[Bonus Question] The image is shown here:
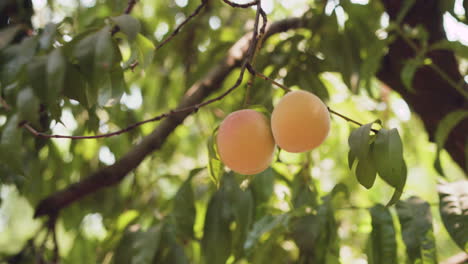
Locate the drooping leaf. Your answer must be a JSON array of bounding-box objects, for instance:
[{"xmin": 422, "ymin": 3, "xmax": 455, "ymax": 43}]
[
  {"xmin": 114, "ymin": 225, "xmax": 163, "ymax": 264},
  {"xmin": 69, "ymin": 26, "xmax": 120, "ymax": 107},
  {"xmin": 63, "ymin": 64, "xmax": 89, "ymax": 107},
  {"xmin": 172, "ymin": 169, "xmax": 199, "ymax": 239},
  {"xmin": 438, "ymin": 180, "xmax": 468, "ymax": 252},
  {"xmin": 134, "ymin": 33, "xmax": 155, "ymax": 69},
  {"xmin": 111, "ymin": 14, "xmax": 141, "ymax": 42},
  {"xmin": 0, "ymin": 37, "xmax": 37, "ymax": 85},
  {"xmin": 433, "ymin": 110, "xmax": 468, "ymax": 175},
  {"xmin": 38, "ymin": 23, "xmax": 58, "ymax": 51},
  {"xmin": 291, "ymin": 168, "xmax": 318, "ymax": 209},
  {"xmin": 244, "ymin": 214, "xmax": 290, "ymax": 253},
  {"xmin": 372, "ymin": 128, "xmax": 407, "ymax": 205},
  {"xmin": 155, "ymin": 223, "xmax": 190, "ymax": 264},
  {"xmin": 0, "ymin": 25, "xmax": 22, "ymax": 49},
  {"xmin": 401, "ymin": 56, "xmax": 424, "ymax": 92},
  {"xmin": 46, "ymin": 48, "xmax": 66, "ymax": 118},
  {"xmin": 27, "ymin": 56, "xmax": 48, "ymax": 101},
  {"xmin": 249, "ymin": 168, "xmax": 275, "ymax": 205},
  {"xmin": 348, "ymin": 121, "xmax": 374, "ymax": 160},
  {"xmin": 16, "ymin": 87, "xmax": 40, "ymax": 126},
  {"xmin": 207, "ymin": 128, "xmax": 223, "ymax": 186},
  {"xmin": 348, "ymin": 122, "xmax": 378, "ymax": 188},
  {"xmin": 367, "ymin": 204, "xmax": 398, "ymax": 264},
  {"xmin": 201, "ymin": 187, "xmax": 232, "ymax": 264},
  {"xmin": 396, "ymin": 196, "xmax": 437, "ymax": 263},
  {"xmin": 0, "ymin": 115, "xmax": 23, "ymax": 174},
  {"xmin": 355, "ymin": 154, "xmax": 377, "ymax": 189}
]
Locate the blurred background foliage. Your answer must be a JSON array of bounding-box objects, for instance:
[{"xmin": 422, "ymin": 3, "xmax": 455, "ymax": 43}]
[{"xmin": 0, "ymin": 0, "xmax": 467, "ymax": 263}]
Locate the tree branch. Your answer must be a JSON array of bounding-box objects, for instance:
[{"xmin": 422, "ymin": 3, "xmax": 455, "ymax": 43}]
[{"xmin": 34, "ymin": 17, "xmax": 306, "ymax": 218}]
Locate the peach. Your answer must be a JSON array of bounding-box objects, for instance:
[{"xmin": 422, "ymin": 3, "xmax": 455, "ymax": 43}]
[
  {"xmin": 271, "ymin": 90, "xmax": 330, "ymax": 153},
  {"xmin": 216, "ymin": 109, "xmax": 275, "ymax": 175}
]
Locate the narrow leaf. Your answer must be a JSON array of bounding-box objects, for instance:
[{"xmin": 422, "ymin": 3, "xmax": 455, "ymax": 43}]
[
  {"xmin": 0, "ymin": 25, "xmax": 22, "ymax": 49},
  {"xmin": 396, "ymin": 196, "xmax": 437, "ymax": 263},
  {"xmin": 434, "ymin": 110, "xmax": 468, "ymax": 176},
  {"xmin": 401, "ymin": 57, "xmax": 423, "ymax": 92},
  {"xmin": 435, "ymin": 110, "xmax": 468, "ymax": 151},
  {"xmin": 373, "ymin": 128, "xmax": 406, "ymax": 188},
  {"xmin": 17, "ymin": 87, "xmax": 40, "ymax": 126},
  {"xmin": 172, "ymin": 173, "xmax": 197, "ymax": 239},
  {"xmin": 202, "ymin": 188, "xmax": 232, "ymax": 264},
  {"xmin": 47, "ymin": 48, "xmax": 66, "ymax": 118},
  {"xmin": 244, "ymin": 214, "xmax": 290, "ymax": 253},
  {"xmin": 349, "ymin": 121, "xmax": 374, "ymax": 160},
  {"xmin": 134, "ymin": 34, "xmax": 155, "ymax": 69},
  {"xmin": 438, "ymin": 180, "xmax": 468, "ymax": 252},
  {"xmin": 355, "ymin": 155, "xmax": 377, "ymax": 189},
  {"xmin": 367, "ymin": 204, "xmax": 398, "ymax": 264}
]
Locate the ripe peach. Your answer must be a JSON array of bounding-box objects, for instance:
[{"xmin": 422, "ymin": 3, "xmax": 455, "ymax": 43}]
[
  {"xmin": 216, "ymin": 109, "xmax": 275, "ymax": 175},
  {"xmin": 271, "ymin": 90, "xmax": 330, "ymax": 153}
]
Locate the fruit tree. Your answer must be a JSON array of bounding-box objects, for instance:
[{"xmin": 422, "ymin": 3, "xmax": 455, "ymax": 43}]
[{"xmin": 0, "ymin": 0, "xmax": 467, "ymax": 263}]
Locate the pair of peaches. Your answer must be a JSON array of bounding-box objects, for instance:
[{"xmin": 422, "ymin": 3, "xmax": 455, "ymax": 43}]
[{"xmin": 216, "ymin": 90, "xmax": 330, "ymax": 175}]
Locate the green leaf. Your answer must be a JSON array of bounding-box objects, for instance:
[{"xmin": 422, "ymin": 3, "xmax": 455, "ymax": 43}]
[
  {"xmin": 156, "ymin": 225, "xmax": 190, "ymax": 264},
  {"xmin": 349, "ymin": 122, "xmax": 374, "ymax": 160},
  {"xmin": 228, "ymin": 175, "xmax": 254, "ymax": 258},
  {"xmin": 250, "ymin": 168, "xmax": 275, "ymax": 204},
  {"xmin": 201, "ymin": 188, "xmax": 232, "ymax": 264},
  {"xmin": 65, "ymin": 234, "xmax": 97, "ymax": 264},
  {"xmin": 367, "ymin": 204, "xmax": 398, "ymax": 264},
  {"xmin": 46, "ymin": 48, "xmax": 66, "ymax": 118},
  {"xmin": 63, "ymin": 64, "xmax": 88, "ymax": 107},
  {"xmin": 0, "ymin": 37, "xmax": 37, "ymax": 85},
  {"xmin": 372, "ymin": 128, "xmax": 406, "ymax": 189},
  {"xmin": 70, "ymin": 27, "xmax": 120, "ymax": 106},
  {"xmin": 434, "ymin": 110, "xmax": 468, "ymax": 176},
  {"xmin": 430, "ymin": 40, "xmax": 468, "ymax": 58},
  {"xmin": 16, "ymin": 87, "xmax": 40, "ymax": 126},
  {"xmin": 244, "ymin": 214, "xmax": 290, "ymax": 253},
  {"xmin": 435, "ymin": 110, "xmax": 468, "ymax": 151},
  {"xmin": 207, "ymin": 128, "xmax": 223, "ymax": 186},
  {"xmin": 39, "ymin": 23, "xmax": 58, "ymax": 51},
  {"xmin": 172, "ymin": 171, "xmax": 198, "ymax": 239},
  {"xmin": 0, "ymin": 115, "xmax": 23, "ymax": 174},
  {"xmin": 111, "ymin": 14, "xmax": 141, "ymax": 41},
  {"xmin": 291, "ymin": 168, "xmax": 318, "ymax": 209},
  {"xmin": 114, "ymin": 225, "xmax": 162, "ymax": 264},
  {"xmin": 401, "ymin": 57, "xmax": 424, "ymax": 92},
  {"xmin": 438, "ymin": 180, "xmax": 468, "ymax": 252},
  {"xmin": 355, "ymin": 154, "xmax": 377, "ymax": 189},
  {"xmin": 0, "ymin": 25, "xmax": 22, "ymax": 49},
  {"xmin": 396, "ymin": 196, "xmax": 437, "ymax": 263},
  {"xmin": 27, "ymin": 56, "xmax": 48, "ymax": 101},
  {"xmin": 134, "ymin": 33, "xmax": 155, "ymax": 69}
]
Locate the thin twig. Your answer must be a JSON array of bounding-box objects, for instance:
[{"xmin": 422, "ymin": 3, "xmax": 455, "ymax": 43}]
[
  {"xmin": 327, "ymin": 108, "xmax": 379, "ymax": 133},
  {"xmin": 247, "ymin": 64, "xmax": 380, "ymax": 133},
  {"xmin": 222, "ymin": 0, "xmax": 258, "ymax": 8},
  {"xmin": 246, "ymin": 63, "xmax": 290, "ymax": 92},
  {"xmin": 124, "ymin": 0, "xmax": 138, "ymax": 14},
  {"xmin": 111, "ymin": 0, "xmax": 139, "ymax": 35},
  {"xmin": 156, "ymin": 0, "xmax": 208, "ymax": 51}
]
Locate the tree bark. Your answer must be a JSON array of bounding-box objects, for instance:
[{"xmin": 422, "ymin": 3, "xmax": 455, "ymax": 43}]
[{"xmin": 378, "ymin": 0, "xmax": 468, "ymax": 172}]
